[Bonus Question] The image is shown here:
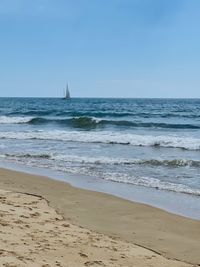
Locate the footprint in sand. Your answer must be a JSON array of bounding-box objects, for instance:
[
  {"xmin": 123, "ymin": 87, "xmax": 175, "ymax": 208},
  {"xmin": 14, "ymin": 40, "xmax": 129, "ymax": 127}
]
[
  {"xmin": 84, "ymin": 260, "xmax": 106, "ymax": 266},
  {"xmin": 30, "ymin": 212, "xmax": 40, "ymax": 218},
  {"xmin": 79, "ymin": 252, "xmax": 88, "ymax": 258}
]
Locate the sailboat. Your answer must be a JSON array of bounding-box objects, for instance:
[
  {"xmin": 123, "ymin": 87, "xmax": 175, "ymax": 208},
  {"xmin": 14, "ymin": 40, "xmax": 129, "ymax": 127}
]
[{"xmin": 63, "ymin": 83, "xmax": 70, "ymax": 100}]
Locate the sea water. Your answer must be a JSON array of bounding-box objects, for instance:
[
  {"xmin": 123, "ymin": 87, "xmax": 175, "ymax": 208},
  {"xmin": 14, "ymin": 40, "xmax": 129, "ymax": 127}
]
[{"xmin": 0, "ymin": 97, "xmax": 200, "ymax": 203}]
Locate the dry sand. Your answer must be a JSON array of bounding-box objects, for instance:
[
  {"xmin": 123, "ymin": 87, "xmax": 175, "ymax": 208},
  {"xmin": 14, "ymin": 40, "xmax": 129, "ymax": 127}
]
[
  {"xmin": 0, "ymin": 168, "xmax": 200, "ymax": 266},
  {"xmin": 0, "ymin": 189, "xmax": 195, "ymax": 267}
]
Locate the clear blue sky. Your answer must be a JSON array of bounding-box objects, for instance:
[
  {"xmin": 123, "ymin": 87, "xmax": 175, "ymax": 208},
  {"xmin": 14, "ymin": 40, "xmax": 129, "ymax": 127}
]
[{"xmin": 0, "ymin": 0, "xmax": 200, "ymax": 98}]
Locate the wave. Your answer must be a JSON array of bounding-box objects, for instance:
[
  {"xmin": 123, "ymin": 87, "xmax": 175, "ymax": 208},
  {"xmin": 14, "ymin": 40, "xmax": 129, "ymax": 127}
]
[
  {"xmin": 41, "ymin": 154, "xmax": 200, "ymax": 167},
  {"xmin": 101, "ymin": 173, "xmax": 200, "ymax": 196},
  {"xmin": 136, "ymin": 159, "xmax": 200, "ymax": 167},
  {"xmin": 2, "ymin": 153, "xmax": 51, "ymax": 159},
  {"xmin": 0, "ymin": 130, "xmax": 200, "ymax": 150},
  {"xmin": 1, "ymin": 115, "xmax": 200, "ymax": 130},
  {"xmin": 0, "ymin": 116, "xmax": 33, "ymax": 124},
  {"xmin": 5, "ymin": 110, "xmax": 200, "ymax": 119},
  {"xmin": 2, "ymin": 152, "xmax": 200, "ymax": 167},
  {"xmin": 24, "ymin": 116, "xmax": 200, "ymax": 129},
  {"xmin": 2, "ymin": 152, "xmax": 200, "ymax": 196},
  {"xmin": 99, "ymin": 120, "xmax": 200, "ymax": 129},
  {"xmin": 1, "ymin": 116, "xmax": 99, "ymax": 127},
  {"xmin": 28, "ymin": 116, "xmax": 101, "ymax": 128}
]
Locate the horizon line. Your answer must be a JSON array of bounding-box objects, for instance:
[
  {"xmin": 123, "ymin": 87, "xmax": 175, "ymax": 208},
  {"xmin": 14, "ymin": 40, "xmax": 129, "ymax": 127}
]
[{"xmin": 0, "ymin": 96, "xmax": 200, "ymax": 100}]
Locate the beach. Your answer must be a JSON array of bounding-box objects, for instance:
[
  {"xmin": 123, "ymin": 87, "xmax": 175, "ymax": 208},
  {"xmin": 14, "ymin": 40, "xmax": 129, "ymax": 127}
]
[
  {"xmin": 0, "ymin": 168, "xmax": 199, "ymax": 266},
  {"xmin": 1, "ymin": 0, "xmax": 200, "ymax": 265}
]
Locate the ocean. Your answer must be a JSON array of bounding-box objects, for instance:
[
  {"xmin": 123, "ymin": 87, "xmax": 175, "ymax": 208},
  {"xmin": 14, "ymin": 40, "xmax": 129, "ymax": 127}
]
[{"xmin": 0, "ymin": 97, "xmax": 200, "ymax": 201}]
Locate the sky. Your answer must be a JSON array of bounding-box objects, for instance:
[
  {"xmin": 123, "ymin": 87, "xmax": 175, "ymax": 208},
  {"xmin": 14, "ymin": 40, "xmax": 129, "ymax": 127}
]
[{"xmin": 0, "ymin": 0, "xmax": 200, "ymax": 98}]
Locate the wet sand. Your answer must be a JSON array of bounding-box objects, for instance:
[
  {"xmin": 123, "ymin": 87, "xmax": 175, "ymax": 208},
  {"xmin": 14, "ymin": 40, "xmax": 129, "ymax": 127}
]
[{"xmin": 0, "ymin": 167, "xmax": 200, "ymax": 266}]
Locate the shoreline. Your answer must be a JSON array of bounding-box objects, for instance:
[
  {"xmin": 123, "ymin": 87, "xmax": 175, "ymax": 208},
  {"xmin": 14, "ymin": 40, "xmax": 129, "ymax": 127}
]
[
  {"xmin": 1, "ymin": 160, "xmax": 200, "ymax": 220},
  {"xmin": 0, "ymin": 167, "xmax": 200, "ymax": 265}
]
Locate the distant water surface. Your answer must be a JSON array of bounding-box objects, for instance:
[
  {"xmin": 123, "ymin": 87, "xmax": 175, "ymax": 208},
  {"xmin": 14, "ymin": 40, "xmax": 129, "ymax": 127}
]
[{"xmin": 0, "ymin": 97, "xmax": 200, "ymax": 197}]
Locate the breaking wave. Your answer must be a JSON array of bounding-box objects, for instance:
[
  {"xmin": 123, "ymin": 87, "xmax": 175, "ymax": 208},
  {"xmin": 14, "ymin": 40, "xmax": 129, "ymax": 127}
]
[
  {"xmin": 1, "ymin": 115, "xmax": 200, "ymax": 129},
  {"xmin": 0, "ymin": 116, "xmax": 33, "ymax": 124},
  {"xmin": 1, "ymin": 152, "xmax": 200, "ymax": 196},
  {"xmin": 0, "ymin": 130, "xmax": 200, "ymax": 150},
  {"xmin": 2, "ymin": 153, "xmax": 200, "ymax": 167}
]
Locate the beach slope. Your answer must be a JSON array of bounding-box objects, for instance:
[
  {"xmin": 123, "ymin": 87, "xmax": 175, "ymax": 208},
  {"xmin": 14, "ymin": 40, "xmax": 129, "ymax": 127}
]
[{"xmin": 0, "ymin": 168, "xmax": 199, "ymax": 265}]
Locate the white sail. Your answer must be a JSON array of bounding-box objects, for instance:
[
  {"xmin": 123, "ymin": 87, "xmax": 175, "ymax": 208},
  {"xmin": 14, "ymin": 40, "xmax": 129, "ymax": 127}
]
[{"xmin": 64, "ymin": 83, "xmax": 70, "ymax": 99}]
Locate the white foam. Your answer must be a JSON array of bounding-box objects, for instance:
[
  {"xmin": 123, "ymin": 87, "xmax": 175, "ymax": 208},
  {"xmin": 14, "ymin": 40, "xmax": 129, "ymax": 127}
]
[
  {"xmin": 2, "ymin": 152, "xmax": 200, "ymax": 167},
  {"xmin": 0, "ymin": 130, "xmax": 200, "ymax": 150},
  {"xmin": 51, "ymin": 156, "xmax": 200, "ymax": 167},
  {"xmin": 52, "ymin": 154, "xmax": 133, "ymax": 164},
  {"xmin": 1, "ymin": 151, "xmax": 200, "ymax": 196},
  {"xmin": 72, "ymin": 116, "xmax": 103, "ymax": 124},
  {"xmin": 91, "ymin": 117, "xmax": 102, "ymax": 123},
  {"xmin": 50, "ymin": 165, "xmax": 200, "ymax": 196},
  {"xmin": 0, "ymin": 116, "xmax": 33, "ymax": 124},
  {"xmin": 104, "ymin": 174, "xmax": 200, "ymax": 196}
]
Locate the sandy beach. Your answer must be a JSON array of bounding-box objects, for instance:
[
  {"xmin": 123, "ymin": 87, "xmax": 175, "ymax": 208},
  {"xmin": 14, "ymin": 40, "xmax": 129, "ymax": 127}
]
[{"xmin": 0, "ymin": 168, "xmax": 200, "ymax": 267}]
